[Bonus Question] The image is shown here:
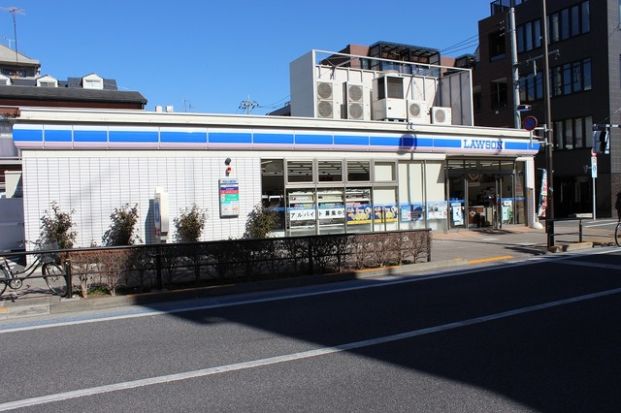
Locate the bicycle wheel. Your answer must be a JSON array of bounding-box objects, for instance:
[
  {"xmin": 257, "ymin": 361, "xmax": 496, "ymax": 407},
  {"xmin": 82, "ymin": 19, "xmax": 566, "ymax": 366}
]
[
  {"xmin": 0, "ymin": 265, "xmax": 10, "ymax": 296},
  {"xmin": 615, "ymin": 223, "xmax": 621, "ymax": 247},
  {"xmin": 42, "ymin": 263, "xmax": 67, "ymax": 297}
]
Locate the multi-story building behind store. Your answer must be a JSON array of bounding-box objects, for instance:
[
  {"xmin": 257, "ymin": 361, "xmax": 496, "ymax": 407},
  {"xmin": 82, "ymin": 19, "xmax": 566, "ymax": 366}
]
[{"xmin": 474, "ymin": 0, "xmax": 620, "ymax": 218}]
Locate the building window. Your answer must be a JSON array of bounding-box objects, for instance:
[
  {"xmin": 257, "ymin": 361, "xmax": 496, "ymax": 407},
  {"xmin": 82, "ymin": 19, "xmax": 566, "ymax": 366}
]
[
  {"xmin": 571, "ymin": 5, "xmax": 581, "ymax": 37},
  {"xmin": 489, "ymin": 30, "xmax": 506, "ymax": 61},
  {"xmin": 491, "ymin": 80, "xmax": 508, "ymax": 110},
  {"xmin": 553, "ymin": 66, "xmax": 562, "ymax": 96},
  {"xmin": 563, "ymin": 64, "xmax": 572, "ymax": 94},
  {"xmin": 517, "ymin": 25, "xmax": 524, "ymax": 53},
  {"xmin": 534, "ymin": 19, "xmax": 542, "ymax": 48},
  {"xmin": 554, "ymin": 120, "xmax": 564, "ymax": 149},
  {"xmin": 287, "ymin": 161, "xmax": 313, "ymax": 183},
  {"xmin": 565, "ymin": 119, "xmax": 574, "ymax": 149},
  {"xmin": 525, "ymin": 21, "xmax": 533, "ymax": 51},
  {"xmin": 572, "ymin": 62, "xmax": 582, "ymax": 92},
  {"xmin": 575, "ymin": 118, "xmax": 584, "ymax": 148},
  {"xmin": 347, "ymin": 161, "xmax": 370, "ymax": 181},
  {"xmin": 560, "ymin": 9, "xmax": 570, "ymax": 40},
  {"xmin": 585, "ymin": 116, "xmax": 593, "ymax": 148},
  {"xmin": 583, "ymin": 58, "xmax": 592, "ymax": 90},
  {"xmin": 318, "ymin": 161, "xmax": 342, "ymax": 182},
  {"xmin": 582, "ymin": 1, "xmax": 590, "ymax": 33},
  {"xmin": 550, "ymin": 13, "xmax": 560, "ymax": 43}
]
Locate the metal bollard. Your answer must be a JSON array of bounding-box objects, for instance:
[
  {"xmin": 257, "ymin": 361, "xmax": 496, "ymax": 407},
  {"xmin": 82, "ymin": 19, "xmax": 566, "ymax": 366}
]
[
  {"xmin": 63, "ymin": 259, "xmax": 73, "ymax": 299},
  {"xmin": 579, "ymin": 219, "xmax": 583, "ymax": 243}
]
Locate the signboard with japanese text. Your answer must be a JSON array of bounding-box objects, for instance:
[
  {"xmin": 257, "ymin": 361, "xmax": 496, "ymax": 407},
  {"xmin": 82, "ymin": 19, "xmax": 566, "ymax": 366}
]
[{"xmin": 219, "ymin": 178, "xmax": 239, "ymax": 218}]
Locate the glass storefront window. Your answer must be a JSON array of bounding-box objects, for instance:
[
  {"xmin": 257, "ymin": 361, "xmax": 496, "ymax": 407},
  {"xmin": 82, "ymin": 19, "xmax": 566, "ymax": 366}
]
[
  {"xmin": 286, "ymin": 189, "xmax": 316, "ymax": 236},
  {"xmin": 318, "ymin": 160, "xmax": 342, "ymax": 182},
  {"xmin": 317, "ymin": 189, "xmax": 345, "ymax": 234},
  {"xmin": 373, "ymin": 187, "xmax": 398, "ymax": 232},
  {"xmin": 447, "ymin": 160, "xmax": 465, "ymax": 228},
  {"xmin": 346, "ymin": 188, "xmax": 372, "ymax": 233},
  {"xmin": 347, "ymin": 161, "xmax": 370, "ymax": 181},
  {"xmin": 261, "ymin": 159, "xmax": 285, "ymax": 235},
  {"xmin": 398, "ymin": 162, "xmax": 425, "ymax": 230},
  {"xmin": 287, "ymin": 161, "xmax": 313, "ymax": 183}
]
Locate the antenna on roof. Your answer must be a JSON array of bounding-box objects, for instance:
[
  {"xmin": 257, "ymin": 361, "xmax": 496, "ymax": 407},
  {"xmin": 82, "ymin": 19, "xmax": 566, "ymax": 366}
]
[
  {"xmin": 2, "ymin": 7, "xmax": 25, "ymax": 63},
  {"xmin": 238, "ymin": 96, "xmax": 259, "ymax": 114}
]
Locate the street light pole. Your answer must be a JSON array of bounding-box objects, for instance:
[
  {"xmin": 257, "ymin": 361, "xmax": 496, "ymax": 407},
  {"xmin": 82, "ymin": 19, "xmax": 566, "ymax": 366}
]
[{"xmin": 541, "ymin": 0, "xmax": 555, "ymax": 248}]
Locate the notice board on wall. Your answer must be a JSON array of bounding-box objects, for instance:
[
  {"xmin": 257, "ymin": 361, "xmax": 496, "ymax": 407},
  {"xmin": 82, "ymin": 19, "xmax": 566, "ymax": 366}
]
[{"xmin": 219, "ymin": 178, "xmax": 239, "ymax": 218}]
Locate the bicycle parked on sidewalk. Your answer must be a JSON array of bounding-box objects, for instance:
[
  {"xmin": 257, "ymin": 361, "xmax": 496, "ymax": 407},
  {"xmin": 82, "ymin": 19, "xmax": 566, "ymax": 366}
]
[
  {"xmin": 0, "ymin": 252, "xmax": 67, "ymax": 297},
  {"xmin": 615, "ymin": 221, "xmax": 621, "ymax": 247}
]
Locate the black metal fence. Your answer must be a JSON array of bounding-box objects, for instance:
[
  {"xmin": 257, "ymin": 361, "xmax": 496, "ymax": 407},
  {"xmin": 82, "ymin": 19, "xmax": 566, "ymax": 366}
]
[{"xmin": 2, "ymin": 229, "xmax": 431, "ymax": 298}]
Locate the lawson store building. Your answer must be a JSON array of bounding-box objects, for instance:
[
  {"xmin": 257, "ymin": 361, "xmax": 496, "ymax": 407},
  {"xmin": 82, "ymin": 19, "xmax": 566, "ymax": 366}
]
[
  {"xmin": 10, "ymin": 48, "xmax": 540, "ymax": 246},
  {"xmin": 13, "ymin": 108, "xmax": 539, "ymax": 246}
]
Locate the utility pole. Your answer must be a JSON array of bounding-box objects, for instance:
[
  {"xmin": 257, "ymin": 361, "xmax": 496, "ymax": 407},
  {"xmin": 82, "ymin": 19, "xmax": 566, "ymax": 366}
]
[
  {"xmin": 509, "ymin": 7, "xmax": 521, "ymax": 129},
  {"xmin": 541, "ymin": 0, "xmax": 555, "ymax": 248}
]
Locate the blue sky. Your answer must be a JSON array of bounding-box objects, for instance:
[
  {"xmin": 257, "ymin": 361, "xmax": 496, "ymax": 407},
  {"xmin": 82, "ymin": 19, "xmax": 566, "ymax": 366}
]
[{"xmin": 2, "ymin": 0, "xmax": 489, "ymax": 114}]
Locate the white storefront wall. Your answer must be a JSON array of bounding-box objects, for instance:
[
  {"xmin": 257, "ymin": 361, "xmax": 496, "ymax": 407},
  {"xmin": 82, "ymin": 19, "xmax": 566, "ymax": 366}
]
[{"xmin": 14, "ymin": 108, "xmax": 539, "ymax": 248}]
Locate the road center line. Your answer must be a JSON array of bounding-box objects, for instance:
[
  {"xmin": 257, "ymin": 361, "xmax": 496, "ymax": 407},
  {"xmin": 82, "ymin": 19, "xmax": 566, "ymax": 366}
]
[{"xmin": 1, "ymin": 286, "xmax": 621, "ymax": 412}]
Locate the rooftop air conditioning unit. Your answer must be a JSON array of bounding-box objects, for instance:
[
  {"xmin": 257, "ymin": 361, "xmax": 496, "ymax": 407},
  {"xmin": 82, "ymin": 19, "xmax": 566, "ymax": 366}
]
[
  {"xmin": 407, "ymin": 100, "xmax": 429, "ymax": 124},
  {"xmin": 372, "ymin": 75, "xmax": 406, "ymax": 121},
  {"xmin": 373, "ymin": 98, "xmax": 406, "ymax": 121},
  {"xmin": 346, "ymin": 83, "xmax": 364, "ymax": 120},
  {"xmin": 316, "ymin": 81, "xmax": 334, "ymax": 119},
  {"xmin": 430, "ymin": 106, "xmax": 452, "ymax": 125}
]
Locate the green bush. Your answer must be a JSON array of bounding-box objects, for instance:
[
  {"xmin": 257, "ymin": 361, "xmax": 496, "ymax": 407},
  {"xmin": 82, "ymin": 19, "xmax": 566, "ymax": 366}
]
[
  {"xmin": 174, "ymin": 204, "xmax": 207, "ymax": 243},
  {"xmin": 244, "ymin": 204, "xmax": 276, "ymax": 239},
  {"xmin": 103, "ymin": 204, "xmax": 141, "ymax": 246},
  {"xmin": 39, "ymin": 202, "xmax": 77, "ymax": 249}
]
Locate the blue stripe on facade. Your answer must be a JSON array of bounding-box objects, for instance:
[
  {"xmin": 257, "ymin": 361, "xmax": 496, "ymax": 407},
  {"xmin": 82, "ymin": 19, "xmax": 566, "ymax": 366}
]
[
  {"xmin": 253, "ymin": 133, "xmax": 294, "ymax": 144},
  {"xmin": 416, "ymin": 137, "xmax": 434, "ymax": 147},
  {"xmin": 295, "ymin": 134, "xmax": 333, "ymax": 145},
  {"xmin": 74, "ymin": 130, "xmax": 107, "ymax": 142},
  {"xmin": 44, "ymin": 129, "xmax": 72, "ymax": 142},
  {"xmin": 160, "ymin": 131, "xmax": 207, "ymax": 143},
  {"xmin": 209, "ymin": 132, "xmax": 252, "ymax": 144},
  {"xmin": 370, "ymin": 136, "xmax": 402, "ymax": 147},
  {"xmin": 334, "ymin": 135, "xmax": 369, "ymax": 146},
  {"xmin": 505, "ymin": 141, "xmax": 529, "ymax": 150},
  {"xmin": 13, "ymin": 129, "xmax": 43, "ymax": 142},
  {"xmin": 434, "ymin": 138, "xmax": 462, "ymax": 148},
  {"xmin": 109, "ymin": 131, "xmax": 158, "ymax": 143}
]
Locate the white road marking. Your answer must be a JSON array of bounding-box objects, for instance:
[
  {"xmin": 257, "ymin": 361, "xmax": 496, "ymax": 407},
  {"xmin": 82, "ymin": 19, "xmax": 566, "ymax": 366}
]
[
  {"xmin": 584, "ymin": 221, "xmax": 619, "ymax": 228},
  {"xmin": 0, "ymin": 248, "xmax": 618, "ymax": 335},
  {"xmin": 1, "ymin": 285, "xmax": 620, "ymax": 411}
]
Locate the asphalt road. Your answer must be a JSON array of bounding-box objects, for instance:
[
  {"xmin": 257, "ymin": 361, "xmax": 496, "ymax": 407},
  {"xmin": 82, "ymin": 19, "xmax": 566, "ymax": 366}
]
[{"xmin": 1, "ymin": 248, "xmax": 621, "ymax": 412}]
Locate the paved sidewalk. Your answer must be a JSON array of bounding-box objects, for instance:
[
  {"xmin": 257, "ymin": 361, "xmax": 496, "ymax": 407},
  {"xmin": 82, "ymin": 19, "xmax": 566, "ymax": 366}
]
[{"xmin": 1, "ymin": 223, "xmax": 615, "ymax": 320}]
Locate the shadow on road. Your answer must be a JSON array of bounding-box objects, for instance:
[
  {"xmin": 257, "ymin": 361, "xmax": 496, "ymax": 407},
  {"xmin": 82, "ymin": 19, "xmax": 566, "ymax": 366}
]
[{"xmin": 135, "ymin": 249, "xmax": 621, "ymax": 412}]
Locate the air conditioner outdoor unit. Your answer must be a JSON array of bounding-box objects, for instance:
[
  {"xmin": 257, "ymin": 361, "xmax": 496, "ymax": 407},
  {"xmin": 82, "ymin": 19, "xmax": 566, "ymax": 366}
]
[
  {"xmin": 407, "ymin": 100, "xmax": 429, "ymax": 123},
  {"xmin": 346, "ymin": 83, "xmax": 364, "ymax": 120},
  {"xmin": 316, "ymin": 81, "xmax": 334, "ymax": 119},
  {"xmin": 430, "ymin": 106, "xmax": 452, "ymax": 125},
  {"xmin": 372, "ymin": 98, "xmax": 406, "ymax": 121}
]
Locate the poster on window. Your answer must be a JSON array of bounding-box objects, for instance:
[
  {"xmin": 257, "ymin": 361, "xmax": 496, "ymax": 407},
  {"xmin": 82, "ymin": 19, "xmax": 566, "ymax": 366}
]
[
  {"xmin": 502, "ymin": 199, "xmax": 513, "ymax": 223},
  {"xmin": 219, "ymin": 178, "xmax": 239, "ymax": 218},
  {"xmin": 374, "ymin": 205, "xmax": 399, "ymax": 223},
  {"xmin": 451, "ymin": 202, "xmax": 464, "ymax": 226},
  {"xmin": 427, "ymin": 201, "xmax": 448, "ymax": 220},
  {"xmin": 400, "ymin": 204, "xmax": 424, "ymax": 222}
]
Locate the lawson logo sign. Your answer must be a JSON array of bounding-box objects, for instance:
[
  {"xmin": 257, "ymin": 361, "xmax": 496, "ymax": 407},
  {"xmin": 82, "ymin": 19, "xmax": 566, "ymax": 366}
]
[{"xmin": 462, "ymin": 138, "xmax": 503, "ymax": 151}]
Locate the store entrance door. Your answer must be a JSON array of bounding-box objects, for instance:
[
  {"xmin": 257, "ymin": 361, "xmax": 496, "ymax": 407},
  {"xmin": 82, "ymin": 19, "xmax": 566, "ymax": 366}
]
[{"xmin": 466, "ymin": 171, "xmax": 502, "ymax": 229}]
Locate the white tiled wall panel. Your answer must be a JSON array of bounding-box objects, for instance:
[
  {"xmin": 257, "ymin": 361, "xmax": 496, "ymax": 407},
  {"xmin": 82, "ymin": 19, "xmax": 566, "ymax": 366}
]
[{"xmin": 22, "ymin": 151, "xmax": 262, "ymax": 247}]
